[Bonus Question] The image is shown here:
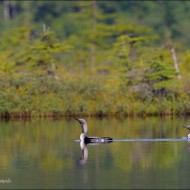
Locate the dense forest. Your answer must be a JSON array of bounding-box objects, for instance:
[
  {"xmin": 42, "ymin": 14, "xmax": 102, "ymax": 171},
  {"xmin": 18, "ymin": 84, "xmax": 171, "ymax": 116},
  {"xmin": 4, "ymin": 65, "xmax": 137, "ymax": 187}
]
[{"xmin": 1, "ymin": 0, "xmax": 190, "ymax": 118}]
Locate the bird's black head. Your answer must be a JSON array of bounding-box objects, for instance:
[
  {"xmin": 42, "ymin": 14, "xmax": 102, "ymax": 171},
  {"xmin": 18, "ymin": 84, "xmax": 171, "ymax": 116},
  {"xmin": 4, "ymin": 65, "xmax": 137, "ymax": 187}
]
[
  {"xmin": 183, "ymin": 125, "xmax": 190, "ymax": 131},
  {"xmin": 75, "ymin": 118, "xmax": 86, "ymax": 125}
]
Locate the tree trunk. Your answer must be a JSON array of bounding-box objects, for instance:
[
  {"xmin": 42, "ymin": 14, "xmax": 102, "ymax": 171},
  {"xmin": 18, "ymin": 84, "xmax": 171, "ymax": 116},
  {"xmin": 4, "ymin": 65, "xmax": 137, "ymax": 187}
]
[
  {"xmin": 169, "ymin": 40, "xmax": 182, "ymax": 79},
  {"xmin": 3, "ymin": 0, "xmax": 11, "ymax": 20},
  {"xmin": 90, "ymin": 1, "xmax": 97, "ymax": 70}
]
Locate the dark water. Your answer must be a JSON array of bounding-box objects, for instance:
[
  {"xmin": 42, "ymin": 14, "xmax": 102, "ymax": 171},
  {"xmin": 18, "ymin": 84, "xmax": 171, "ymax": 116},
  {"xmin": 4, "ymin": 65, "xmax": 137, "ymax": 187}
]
[{"xmin": 0, "ymin": 116, "xmax": 190, "ymax": 189}]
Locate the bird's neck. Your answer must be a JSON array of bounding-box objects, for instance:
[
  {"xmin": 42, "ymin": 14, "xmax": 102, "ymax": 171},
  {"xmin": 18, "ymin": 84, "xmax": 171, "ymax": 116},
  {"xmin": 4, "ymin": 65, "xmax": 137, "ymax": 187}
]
[
  {"xmin": 81, "ymin": 124, "xmax": 88, "ymax": 134},
  {"xmin": 80, "ymin": 133, "xmax": 86, "ymax": 141}
]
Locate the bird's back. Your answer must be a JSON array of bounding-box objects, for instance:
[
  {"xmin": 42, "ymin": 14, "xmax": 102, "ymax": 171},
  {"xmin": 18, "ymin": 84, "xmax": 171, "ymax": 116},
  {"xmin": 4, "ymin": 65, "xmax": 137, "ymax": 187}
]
[{"xmin": 85, "ymin": 136, "xmax": 113, "ymax": 144}]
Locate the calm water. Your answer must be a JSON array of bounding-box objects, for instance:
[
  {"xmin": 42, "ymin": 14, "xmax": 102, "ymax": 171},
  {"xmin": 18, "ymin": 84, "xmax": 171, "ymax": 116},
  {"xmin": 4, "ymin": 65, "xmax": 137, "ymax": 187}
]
[{"xmin": 0, "ymin": 116, "xmax": 190, "ymax": 189}]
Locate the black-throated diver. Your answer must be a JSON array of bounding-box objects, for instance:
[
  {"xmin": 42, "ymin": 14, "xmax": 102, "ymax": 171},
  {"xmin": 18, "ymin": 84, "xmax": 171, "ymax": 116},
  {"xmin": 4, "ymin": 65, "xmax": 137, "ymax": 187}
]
[
  {"xmin": 183, "ymin": 125, "xmax": 190, "ymax": 138},
  {"xmin": 75, "ymin": 118, "xmax": 113, "ymax": 144}
]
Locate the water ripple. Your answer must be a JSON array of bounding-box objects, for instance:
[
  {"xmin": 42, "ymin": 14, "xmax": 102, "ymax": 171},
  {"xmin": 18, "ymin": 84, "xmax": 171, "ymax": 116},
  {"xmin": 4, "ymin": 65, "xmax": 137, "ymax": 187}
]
[
  {"xmin": 113, "ymin": 137, "xmax": 188, "ymax": 142},
  {"xmin": 74, "ymin": 137, "xmax": 189, "ymax": 142}
]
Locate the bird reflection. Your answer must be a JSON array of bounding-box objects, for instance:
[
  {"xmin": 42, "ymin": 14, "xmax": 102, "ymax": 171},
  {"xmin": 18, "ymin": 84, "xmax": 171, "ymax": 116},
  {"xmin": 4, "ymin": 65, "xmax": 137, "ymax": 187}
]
[
  {"xmin": 78, "ymin": 140, "xmax": 113, "ymax": 165},
  {"xmin": 79, "ymin": 141, "xmax": 88, "ymax": 165}
]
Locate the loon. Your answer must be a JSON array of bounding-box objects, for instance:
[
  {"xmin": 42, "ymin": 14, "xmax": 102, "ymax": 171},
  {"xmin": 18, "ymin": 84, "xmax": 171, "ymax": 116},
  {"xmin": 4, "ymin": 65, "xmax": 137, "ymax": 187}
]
[
  {"xmin": 75, "ymin": 118, "xmax": 113, "ymax": 144},
  {"xmin": 183, "ymin": 125, "xmax": 190, "ymax": 138}
]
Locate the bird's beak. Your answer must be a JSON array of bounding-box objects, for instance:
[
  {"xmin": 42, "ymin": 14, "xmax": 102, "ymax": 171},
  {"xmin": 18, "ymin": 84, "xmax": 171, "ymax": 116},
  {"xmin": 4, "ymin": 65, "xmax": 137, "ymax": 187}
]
[
  {"xmin": 182, "ymin": 126, "xmax": 190, "ymax": 131},
  {"xmin": 75, "ymin": 118, "xmax": 79, "ymax": 121}
]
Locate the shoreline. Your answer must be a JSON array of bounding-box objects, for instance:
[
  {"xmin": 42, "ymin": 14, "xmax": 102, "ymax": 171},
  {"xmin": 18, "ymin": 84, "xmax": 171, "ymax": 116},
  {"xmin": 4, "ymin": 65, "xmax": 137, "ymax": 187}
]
[{"xmin": 0, "ymin": 111, "xmax": 190, "ymax": 120}]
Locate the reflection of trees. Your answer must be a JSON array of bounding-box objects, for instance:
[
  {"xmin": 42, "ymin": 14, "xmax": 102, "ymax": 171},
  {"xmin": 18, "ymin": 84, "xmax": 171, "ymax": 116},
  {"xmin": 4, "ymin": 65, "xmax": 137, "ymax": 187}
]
[
  {"xmin": 96, "ymin": 117, "xmax": 187, "ymax": 172},
  {"xmin": 0, "ymin": 117, "xmax": 188, "ymax": 173},
  {"xmin": 112, "ymin": 141, "xmax": 184, "ymax": 172},
  {"xmin": 0, "ymin": 120, "xmax": 76, "ymax": 171}
]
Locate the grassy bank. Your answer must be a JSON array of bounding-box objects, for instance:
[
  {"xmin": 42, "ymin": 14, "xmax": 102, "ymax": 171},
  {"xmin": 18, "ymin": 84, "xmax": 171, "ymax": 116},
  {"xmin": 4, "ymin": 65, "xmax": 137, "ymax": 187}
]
[{"xmin": 0, "ymin": 74, "xmax": 190, "ymax": 119}]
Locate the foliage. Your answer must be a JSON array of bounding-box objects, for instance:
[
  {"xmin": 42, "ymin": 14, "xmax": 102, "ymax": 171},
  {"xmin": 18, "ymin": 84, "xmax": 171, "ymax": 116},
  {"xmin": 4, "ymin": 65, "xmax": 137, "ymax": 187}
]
[{"xmin": 0, "ymin": 1, "xmax": 189, "ymax": 117}]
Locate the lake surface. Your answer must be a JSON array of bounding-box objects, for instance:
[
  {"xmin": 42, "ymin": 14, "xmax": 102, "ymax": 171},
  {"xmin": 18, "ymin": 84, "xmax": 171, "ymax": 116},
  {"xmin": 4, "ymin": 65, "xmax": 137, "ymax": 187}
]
[{"xmin": 0, "ymin": 116, "xmax": 190, "ymax": 189}]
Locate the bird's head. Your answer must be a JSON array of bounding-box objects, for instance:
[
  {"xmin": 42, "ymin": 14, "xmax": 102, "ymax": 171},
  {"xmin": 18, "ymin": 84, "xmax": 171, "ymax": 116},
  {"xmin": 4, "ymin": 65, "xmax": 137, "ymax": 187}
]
[
  {"xmin": 75, "ymin": 118, "xmax": 87, "ymax": 126},
  {"xmin": 183, "ymin": 125, "xmax": 190, "ymax": 131}
]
